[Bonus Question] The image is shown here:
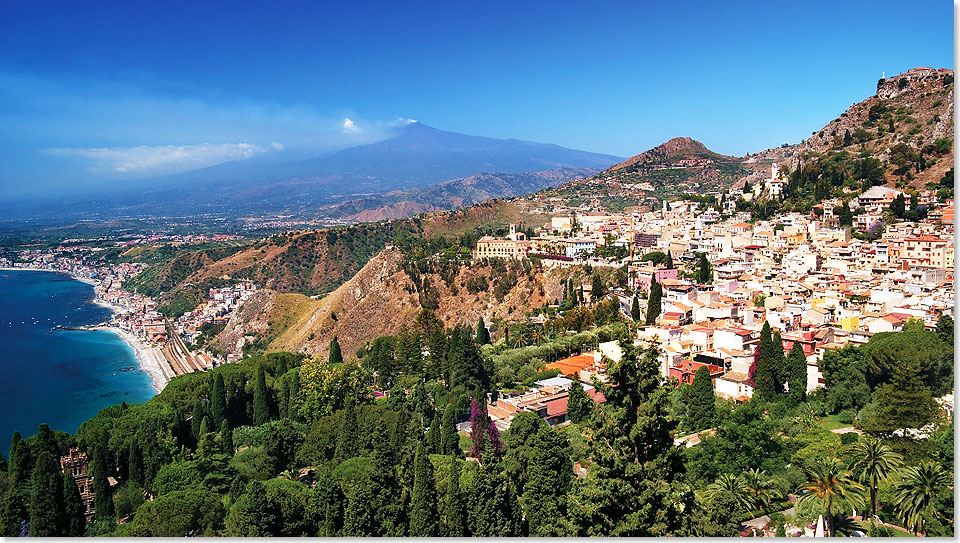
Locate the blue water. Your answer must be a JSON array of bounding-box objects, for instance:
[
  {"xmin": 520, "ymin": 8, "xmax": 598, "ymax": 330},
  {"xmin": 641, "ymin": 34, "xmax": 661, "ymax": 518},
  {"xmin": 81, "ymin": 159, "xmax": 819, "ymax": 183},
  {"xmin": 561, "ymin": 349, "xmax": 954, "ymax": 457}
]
[{"xmin": 0, "ymin": 270, "xmax": 155, "ymax": 455}]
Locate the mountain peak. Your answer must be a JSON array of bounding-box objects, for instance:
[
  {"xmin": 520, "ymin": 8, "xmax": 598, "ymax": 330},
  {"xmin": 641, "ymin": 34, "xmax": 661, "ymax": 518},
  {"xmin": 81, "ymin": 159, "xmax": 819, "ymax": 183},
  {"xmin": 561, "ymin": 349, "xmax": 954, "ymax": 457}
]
[{"xmin": 607, "ymin": 136, "xmax": 719, "ymax": 172}]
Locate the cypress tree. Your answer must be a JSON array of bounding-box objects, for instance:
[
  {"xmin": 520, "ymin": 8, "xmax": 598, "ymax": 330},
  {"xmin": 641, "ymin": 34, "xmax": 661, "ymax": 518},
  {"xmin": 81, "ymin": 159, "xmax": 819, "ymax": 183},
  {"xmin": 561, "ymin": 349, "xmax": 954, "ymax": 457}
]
[
  {"xmin": 8, "ymin": 432, "xmax": 30, "ymax": 486},
  {"xmin": 665, "ymin": 251, "xmax": 674, "ymax": 269},
  {"xmin": 466, "ymin": 463, "xmax": 523, "ymax": 536},
  {"xmin": 36, "ymin": 423, "xmax": 60, "ymax": 459},
  {"xmin": 475, "ymin": 317, "xmax": 490, "ymax": 345},
  {"xmin": 444, "ymin": 457, "xmax": 466, "ymax": 536},
  {"xmin": 91, "ymin": 436, "xmax": 115, "ymax": 520},
  {"xmin": 441, "ymin": 404, "xmax": 460, "ymax": 457},
  {"xmin": 253, "ymin": 364, "xmax": 270, "ymax": 426},
  {"xmin": 409, "ymin": 442, "xmax": 439, "ymax": 536},
  {"xmin": 128, "ymin": 441, "xmax": 144, "ymax": 487},
  {"xmin": 752, "ymin": 322, "xmax": 777, "ymax": 399},
  {"xmin": 566, "ymin": 373, "xmax": 591, "ymax": 424},
  {"xmin": 771, "ymin": 331, "xmax": 786, "ymax": 395},
  {"xmin": 591, "ymin": 273, "xmax": 607, "ymax": 300},
  {"xmin": 427, "ymin": 413, "xmax": 441, "ymax": 454},
  {"xmin": 342, "ymin": 479, "xmax": 375, "ymax": 536},
  {"xmin": 62, "ymin": 471, "xmax": 86, "ymax": 536},
  {"xmin": 29, "ymin": 451, "xmax": 64, "ymax": 536},
  {"xmin": 220, "ymin": 420, "xmax": 233, "ymax": 455},
  {"xmin": 276, "ymin": 356, "xmax": 288, "ymax": 378},
  {"xmin": 696, "ymin": 252, "xmax": 713, "ymax": 284},
  {"xmin": 334, "ymin": 403, "xmax": 357, "ymax": 462},
  {"xmin": 369, "ymin": 420, "xmax": 401, "ymax": 535},
  {"xmin": 210, "ymin": 373, "xmax": 227, "ymax": 428},
  {"xmin": 329, "ymin": 336, "xmax": 343, "ymax": 365},
  {"xmin": 287, "ymin": 369, "xmax": 300, "ymax": 421},
  {"xmin": 687, "ymin": 366, "xmax": 716, "ymax": 432},
  {"xmin": 786, "ymin": 341, "xmax": 808, "ymax": 401},
  {"xmin": 645, "ymin": 279, "xmax": 662, "ymax": 325},
  {"xmin": 191, "ymin": 397, "xmax": 206, "ymax": 440},
  {"xmin": 630, "ymin": 295, "xmax": 642, "ymax": 321}
]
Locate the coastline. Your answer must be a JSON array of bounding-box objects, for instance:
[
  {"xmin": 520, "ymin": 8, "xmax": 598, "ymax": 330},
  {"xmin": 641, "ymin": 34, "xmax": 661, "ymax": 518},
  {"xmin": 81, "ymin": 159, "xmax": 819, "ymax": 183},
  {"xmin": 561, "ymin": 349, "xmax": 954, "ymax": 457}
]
[{"xmin": 2, "ymin": 267, "xmax": 172, "ymax": 392}]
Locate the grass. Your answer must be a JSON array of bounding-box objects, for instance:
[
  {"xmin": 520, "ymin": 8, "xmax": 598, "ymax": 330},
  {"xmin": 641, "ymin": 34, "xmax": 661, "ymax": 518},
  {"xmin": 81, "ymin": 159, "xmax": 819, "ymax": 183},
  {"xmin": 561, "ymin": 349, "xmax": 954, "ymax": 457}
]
[{"xmin": 818, "ymin": 414, "xmax": 850, "ymax": 431}]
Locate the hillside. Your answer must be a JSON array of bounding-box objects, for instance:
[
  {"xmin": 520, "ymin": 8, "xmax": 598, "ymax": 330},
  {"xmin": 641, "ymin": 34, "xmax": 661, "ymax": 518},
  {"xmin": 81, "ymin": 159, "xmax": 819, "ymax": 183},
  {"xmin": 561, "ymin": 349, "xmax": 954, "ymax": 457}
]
[
  {"xmin": 210, "ymin": 247, "xmax": 567, "ymax": 358},
  {"xmin": 322, "ymin": 166, "xmax": 597, "ymax": 221},
  {"xmin": 530, "ymin": 137, "xmax": 753, "ymax": 213}
]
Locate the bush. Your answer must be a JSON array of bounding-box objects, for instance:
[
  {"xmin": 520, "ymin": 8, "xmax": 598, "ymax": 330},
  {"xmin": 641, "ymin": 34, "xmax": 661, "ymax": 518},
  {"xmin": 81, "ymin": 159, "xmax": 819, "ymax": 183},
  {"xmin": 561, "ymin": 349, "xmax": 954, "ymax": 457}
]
[
  {"xmin": 837, "ymin": 408, "xmax": 857, "ymax": 424},
  {"xmin": 840, "ymin": 432, "xmax": 859, "ymax": 446}
]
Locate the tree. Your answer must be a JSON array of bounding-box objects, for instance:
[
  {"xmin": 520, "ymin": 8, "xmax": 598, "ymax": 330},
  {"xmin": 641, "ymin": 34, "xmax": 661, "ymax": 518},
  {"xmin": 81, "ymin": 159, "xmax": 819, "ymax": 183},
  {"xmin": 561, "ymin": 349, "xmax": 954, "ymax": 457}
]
[
  {"xmin": 630, "ymin": 296, "xmax": 642, "ymax": 321},
  {"xmin": 645, "ymin": 279, "xmax": 662, "ymax": 325},
  {"xmin": 797, "ymin": 457, "xmax": 863, "ymax": 537},
  {"xmin": 890, "ymin": 193, "xmax": 906, "ymax": 218},
  {"xmin": 446, "ymin": 326, "xmax": 491, "ymax": 393},
  {"xmin": 0, "ymin": 489, "xmax": 28, "ymax": 537},
  {"xmin": 936, "ymin": 314, "xmax": 953, "ymax": 347},
  {"xmin": 751, "ymin": 322, "xmax": 779, "ymax": 399},
  {"xmin": 892, "ymin": 462, "xmax": 952, "ymax": 535},
  {"xmin": 568, "ymin": 343, "xmax": 693, "ymax": 535},
  {"xmin": 441, "ymin": 403, "xmax": 460, "ymax": 457},
  {"xmin": 90, "ymin": 435, "xmax": 115, "ymax": 521},
  {"xmin": 687, "ymin": 366, "xmax": 715, "ymax": 432},
  {"xmin": 566, "ymin": 373, "xmax": 592, "ymax": 424},
  {"xmin": 742, "ymin": 468, "xmax": 779, "ymax": 511},
  {"xmin": 466, "ymin": 463, "xmax": 523, "ymax": 536},
  {"xmin": 328, "ymin": 336, "xmax": 343, "ymax": 365},
  {"xmin": 427, "ymin": 413, "xmax": 441, "ymax": 454},
  {"xmin": 210, "ymin": 373, "xmax": 227, "ymax": 428},
  {"xmin": 334, "ymin": 402, "xmax": 358, "ymax": 462},
  {"xmin": 695, "ymin": 252, "xmax": 713, "ymax": 284},
  {"xmin": 219, "ymin": 420, "xmax": 233, "ymax": 455},
  {"xmin": 8, "ymin": 431, "xmax": 30, "ymax": 486},
  {"xmin": 469, "ymin": 398, "xmax": 503, "ymax": 464},
  {"xmin": 443, "ymin": 457, "xmax": 465, "ymax": 536},
  {"xmin": 409, "ymin": 442, "xmax": 438, "ymax": 536},
  {"xmin": 29, "ymin": 451, "xmax": 65, "ymax": 536},
  {"xmin": 128, "ymin": 440, "xmax": 144, "ymax": 487},
  {"xmin": 475, "ymin": 317, "xmax": 490, "ymax": 345},
  {"xmin": 342, "ymin": 479, "xmax": 376, "ymax": 536},
  {"xmin": 785, "ymin": 340, "xmax": 807, "ymax": 401},
  {"xmin": 253, "ymin": 364, "xmax": 271, "ymax": 426},
  {"xmin": 836, "ymin": 201, "xmax": 853, "ymax": 226},
  {"xmin": 591, "ymin": 273, "xmax": 607, "ymax": 300},
  {"xmin": 860, "ymin": 366, "xmax": 939, "ymax": 435},
  {"xmin": 522, "ymin": 426, "xmax": 573, "ymax": 536},
  {"xmin": 665, "ymin": 251, "xmax": 674, "ymax": 269},
  {"xmin": 62, "ymin": 471, "xmax": 86, "ymax": 536},
  {"xmin": 847, "ymin": 438, "xmax": 903, "ymax": 519},
  {"xmin": 36, "ymin": 423, "xmax": 60, "ymax": 458},
  {"xmin": 702, "ymin": 473, "xmax": 753, "ymax": 512}
]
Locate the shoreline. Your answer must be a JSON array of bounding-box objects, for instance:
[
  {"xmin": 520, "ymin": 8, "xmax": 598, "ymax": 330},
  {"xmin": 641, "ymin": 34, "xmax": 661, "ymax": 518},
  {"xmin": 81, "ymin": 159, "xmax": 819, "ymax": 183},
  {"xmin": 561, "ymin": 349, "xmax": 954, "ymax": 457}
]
[{"xmin": 2, "ymin": 266, "xmax": 172, "ymax": 393}]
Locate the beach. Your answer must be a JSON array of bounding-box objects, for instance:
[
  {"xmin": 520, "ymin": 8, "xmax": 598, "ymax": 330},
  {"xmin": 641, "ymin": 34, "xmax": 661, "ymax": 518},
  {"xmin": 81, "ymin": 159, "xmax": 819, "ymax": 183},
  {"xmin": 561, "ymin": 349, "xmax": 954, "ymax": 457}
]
[{"xmin": 109, "ymin": 327, "xmax": 173, "ymax": 392}]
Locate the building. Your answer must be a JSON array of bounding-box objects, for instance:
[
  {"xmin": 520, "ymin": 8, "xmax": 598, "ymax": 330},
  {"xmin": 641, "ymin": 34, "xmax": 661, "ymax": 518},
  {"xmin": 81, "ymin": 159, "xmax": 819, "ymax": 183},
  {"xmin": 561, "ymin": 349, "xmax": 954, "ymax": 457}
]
[
  {"xmin": 474, "ymin": 224, "xmax": 532, "ymax": 260},
  {"xmin": 60, "ymin": 448, "xmax": 96, "ymax": 521},
  {"xmin": 900, "ymin": 235, "xmax": 949, "ymax": 269}
]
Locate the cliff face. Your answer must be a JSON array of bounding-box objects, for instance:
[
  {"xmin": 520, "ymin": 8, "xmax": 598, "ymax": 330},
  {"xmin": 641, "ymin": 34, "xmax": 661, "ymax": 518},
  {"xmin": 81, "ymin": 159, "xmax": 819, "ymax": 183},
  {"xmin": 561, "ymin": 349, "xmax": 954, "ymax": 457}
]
[{"xmin": 211, "ymin": 247, "xmax": 566, "ymax": 358}]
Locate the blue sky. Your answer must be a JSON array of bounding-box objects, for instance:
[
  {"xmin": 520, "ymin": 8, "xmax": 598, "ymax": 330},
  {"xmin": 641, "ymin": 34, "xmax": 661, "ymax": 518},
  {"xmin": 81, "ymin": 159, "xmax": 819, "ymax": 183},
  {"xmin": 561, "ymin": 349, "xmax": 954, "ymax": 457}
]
[{"xmin": 0, "ymin": 1, "xmax": 953, "ymax": 195}]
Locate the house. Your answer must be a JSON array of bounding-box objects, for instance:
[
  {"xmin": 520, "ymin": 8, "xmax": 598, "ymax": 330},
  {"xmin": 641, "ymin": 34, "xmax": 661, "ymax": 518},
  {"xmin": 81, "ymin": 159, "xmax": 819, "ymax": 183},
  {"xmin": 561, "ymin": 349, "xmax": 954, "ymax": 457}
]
[
  {"xmin": 715, "ymin": 371, "xmax": 753, "ymax": 401},
  {"xmin": 668, "ymin": 360, "xmax": 724, "ymax": 386}
]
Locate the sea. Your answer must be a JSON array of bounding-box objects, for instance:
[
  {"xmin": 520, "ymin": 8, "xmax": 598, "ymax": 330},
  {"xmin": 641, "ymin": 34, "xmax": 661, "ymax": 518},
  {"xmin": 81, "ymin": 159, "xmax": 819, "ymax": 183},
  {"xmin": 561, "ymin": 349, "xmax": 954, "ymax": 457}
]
[{"xmin": 0, "ymin": 270, "xmax": 155, "ymax": 456}]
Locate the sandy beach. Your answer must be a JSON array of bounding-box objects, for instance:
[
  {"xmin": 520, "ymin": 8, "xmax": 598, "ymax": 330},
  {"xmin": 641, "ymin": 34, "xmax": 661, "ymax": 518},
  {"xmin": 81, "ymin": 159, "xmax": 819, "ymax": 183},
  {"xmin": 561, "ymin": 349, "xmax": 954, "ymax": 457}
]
[{"xmin": 108, "ymin": 327, "xmax": 173, "ymax": 392}]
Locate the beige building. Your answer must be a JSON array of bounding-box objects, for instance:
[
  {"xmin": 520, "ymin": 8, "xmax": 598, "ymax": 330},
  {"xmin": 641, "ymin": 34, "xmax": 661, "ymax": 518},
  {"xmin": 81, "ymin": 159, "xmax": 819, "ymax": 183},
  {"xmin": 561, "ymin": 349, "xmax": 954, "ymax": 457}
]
[
  {"xmin": 474, "ymin": 224, "xmax": 531, "ymax": 259},
  {"xmin": 900, "ymin": 235, "xmax": 949, "ymax": 269}
]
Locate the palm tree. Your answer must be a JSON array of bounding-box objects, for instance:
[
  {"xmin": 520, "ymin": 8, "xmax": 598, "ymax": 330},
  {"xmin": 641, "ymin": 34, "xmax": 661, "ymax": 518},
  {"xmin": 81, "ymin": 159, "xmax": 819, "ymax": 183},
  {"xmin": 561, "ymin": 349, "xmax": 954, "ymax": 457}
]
[
  {"xmin": 531, "ymin": 329, "xmax": 543, "ymax": 346},
  {"xmin": 513, "ymin": 332, "xmax": 526, "ymax": 348},
  {"xmin": 703, "ymin": 473, "xmax": 754, "ymax": 512},
  {"xmin": 742, "ymin": 468, "xmax": 780, "ymax": 511},
  {"xmin": 891, "ymin": 462, "xmax": 952, "ymax": 535},
  {"xmin": 798, "ymin": 458, "xmax": 864, "ymax": 537},
  {"xmin": 847, "ymin": 438, "xmax": 903, "ymax": 520}
]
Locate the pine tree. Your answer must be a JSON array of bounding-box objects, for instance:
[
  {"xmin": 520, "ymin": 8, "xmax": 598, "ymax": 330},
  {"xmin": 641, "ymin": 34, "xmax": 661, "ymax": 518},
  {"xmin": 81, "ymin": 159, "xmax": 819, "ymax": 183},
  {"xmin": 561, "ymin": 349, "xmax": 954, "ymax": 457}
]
[
  {"xmin": 409, "ymin": 442, "xmax": 439, "ymax": 536},
  {"xmin": 569, "ymin": 343, "xmax": 693, "ymax": 536},
  {"xmin": 90, "ymin": 436, "xmax": 114, "ymax": 521},
  {"xmin": 329, "ymin": 336, "xmax": 343, "ymax": 365},
  {"xmin": 475, "ymin": 317, "xmax": 490, "ymax": 345},
  {"xmin": 29, "ymin": 451, "xmax": 65, "ymax": 536},
  {"xmin": 62, "ymin": 471, "xmax": 86, "ymax": 536},
  {"xmin": 687, "ymin": 366, "xmax": 716, "ymax": 432},
  {"xmin": 253, "ymin": 364, "xmax": 270, "ymax": 425},
  {"xmin": 645, "ymin": 279, "xmax": 662, "ymax": 325},
  {"xmin": 786, "ymin": 341, "xmax": 808, "ymax": 401},
  {"xmin": 219, "ymin": 420, "xmax": 233, "ymax": 455},
  {"xmin": 210, "ymin": 373, "xmax": 227, "ymax": 428},
  {"xmin": 441, "ymin": 403, "xmax": 460, "ymax": 457},
  {"xmin": 630, "ymin": 296, "xmax": 642, "ymax": 322},
  {"xmin": 566, "ymin": 373, "xmax": 591, "ymax": 424},
  {"xmin": 444, "ymin": 457, "xmax": 466, "ymax": 536}
]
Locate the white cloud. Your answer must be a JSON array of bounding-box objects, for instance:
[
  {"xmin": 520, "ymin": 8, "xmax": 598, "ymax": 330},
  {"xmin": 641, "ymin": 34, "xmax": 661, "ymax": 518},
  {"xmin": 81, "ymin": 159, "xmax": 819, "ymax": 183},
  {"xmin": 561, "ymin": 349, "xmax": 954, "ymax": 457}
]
[
  {"xmin": 270, "ymin": 142, "xmax": 284, "ymax": 150},
  {"xmin": 48, "ymin": 143, "xmax": 267, "ymax": 175},
  {"xmin": 342, "ymin": 117, "xmax": 361, "ymax": 134}
]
